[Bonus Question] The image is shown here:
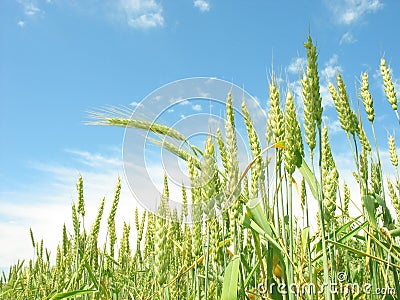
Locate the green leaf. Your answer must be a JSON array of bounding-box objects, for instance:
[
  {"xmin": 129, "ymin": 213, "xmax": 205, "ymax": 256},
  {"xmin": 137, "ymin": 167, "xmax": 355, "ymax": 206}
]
[
  {"xmin": 221, "ymin": 255, "xmax": 240, "ymax": 300},
  {"xmin": 313, "ymin": 220, "xmax": 368, "ymax": 262},
  {"xmin": 374, "ymin": 193, "xmax": 394, "ymax": 227},
  {"xmin": 335, "ymin": 216, "xmax": 362, "ymax": 236},
  {"xmin": 362, "ymin": 195, "xmax": 377, "ymax": 227},
  {"xmin": 337, "ymin": 221, "xmax": 368, "ymax": 244},
  {"xmin": 301, "ymin": 227, "xmax": 310, "ymax": 255},
  {"xmin": 327, "ymin": 239, "xmax": 400, "ymax": 269},
  {"xmin": 243, "ymin": 199, "xmax": 283, "ymax": 253},
  {"xmin": 269, "ymin": 278, "xmax": 284, "ymax": 300},
  {"xmin": 295, "ymin": 152, "xmax": 320, "ymax": 200},
  {"xmin": 49, "ymin": 289, "xmax": 97, "ymax": 300},
  {"xmin": 390, "ymin": 227, "xmax": 400, "ymax": 237},
  {"xmin": 246, "ymin": 198, "xmax": 273, "ymax": 236},
  {"xmin": 243, "ymin": 258, "xmax": 260, "ymax": 287}
]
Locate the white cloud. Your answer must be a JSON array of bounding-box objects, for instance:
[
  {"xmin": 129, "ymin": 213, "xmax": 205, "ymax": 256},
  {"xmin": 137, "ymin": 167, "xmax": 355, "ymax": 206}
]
[
  {"xmin": 127, "ymin": 13, "xmax": 164, "ymax": 28},
  {"xmin": 320, "ymin": 55, "xmax": 343, "ymax": 107},
  {"xmin": 323, "ymin": 54, "xmax": 342, "ymax": 80},
  {"xmin": 0, "ymin": 149, "xmax": 141, "ymax": 270},
  {"xmin": 194, "ymin": 0, "xmax": 210, "ymax": 12},
  {"xmin": 388, "ymin": 68, "xmax": 400, "ymax": 97},
  {"xmin": 16, "ymin": 0, "xmax": 43, "ymax": 18},
  {"xmin": 168, "ymin": 96, "xmax": 185, "ymax": 104},
  {"xmin": 288, "ymin": 57, "xmax": 306, "ymax": 74},
  {"xmin": 192, "ymin": 104, "xmax": 202, "ymax": 111},
  {"xmin": 16, "ymin": 0, "xmax": 166, "ymax": 30},
  {"xmin": 326, "ymin": 0, "xmax": 383, "ymax": 25},
  {"xmin": 178, "ymin": 99, "xmax": 190, "ymax": 105},
  {"xmin": 289, "ymin": 80, "xmax": 304, "ymax": 112},
  {"xmin": 119, "ymin": 0, "xmax": 164, "ymax": 29},
  {"xmin": 17, "ymin": 20, "xmax": 25, "ymax": 27},
  {"xmin": 320, "ymin": 84, "xmax": 334, "ymax": 108},
  {"xmin": 323, "ymin": 115, "xmax": 342, "ymax": 134},
  {"xmin": 244, "ymin": 95, "xmax": 267, "ymax": 121},
  {"xmin": 197, "ymin": 90, "xmax": 211, "ymax": 98},
  {"xmin": 65, "ymin": 149, "xmax": 122, "ymax": 167},
  {"xmin": 340, "ymin": 31, "xmax": 357, "ymax": 45},
  {"xmin": 130, "ymin": 101, "xmax": 144, "ymax": 107},
  {"xmin": 395, "ymin": 80, "xmax": 400, "ymax": 96},
  {"xmin": 25, "ymin": 3, "xmax": 41, "ymax": 16}
]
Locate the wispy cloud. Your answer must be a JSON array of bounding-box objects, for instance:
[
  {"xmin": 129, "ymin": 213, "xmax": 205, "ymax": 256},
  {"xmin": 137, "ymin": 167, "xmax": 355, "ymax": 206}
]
[
  {"xmin": 130, "ymin": 101, "xmax": 144, "ymax": 108},
  {"xmin": 340, "ymin": 31, "xmax": 357, "ymax": 45},
  {"xmin": 326, "ymin": 0, "xmax": 383, "ymax": 25},
  {"xmin": 395, "ymin": 80, "xmax": 400, "ymax": 97},
  {"xmin": 17, "ymin": 0, "xmax": 43, "ymax": 16},
  {"xmin": 192, "ymin": 104, "xmax": 202, "ymax": 111},
  {"xmin": 323, "ymin": 115, "xmax": 342, "ymax": 134},
  {"xmin": 287, "ymin": 57, "xmax": 306, "ymax": 74},
  {"xmin": 321, "ymin": 54, "xmax": 343, "ymax": 107},
  {"xmin": 322, "ymin": 54, "xmax": 342, "ymax": 80},
  {"xmin": 15, "ymin": 0, "xmax": 166, "ymax": 30},
  {"xmin": 119, "ymin": 0, "xmax": 164, "ymax": 29},
  {"xmin": 65, "ymin": 149, "xmax": 122, "ymax": 167},
  {"xmin": 15, "ymin": 0, "xmax": 46, "ymax": 26},
  {"xmin": 178, "ymin": 99, "xmax": 190, "ymax": 105},
  {"xmin": 194, "ymin": 0, "xmax": 210, "ymax": 12}
]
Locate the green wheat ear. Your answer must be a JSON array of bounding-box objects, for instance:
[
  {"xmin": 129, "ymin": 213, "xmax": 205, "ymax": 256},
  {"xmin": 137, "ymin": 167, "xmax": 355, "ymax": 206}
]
[
  {"xmin": 358, "ymin": 122, "xmax": 371, "ymax": 152},
  {"xmin": 380, "ymin": 58, "xmax": 398, "ymax": 111},
  {"xmin": 284, "ymin": 89, "xmax": 302, "ymax": 177},
  {"xmin": 76, "ymin": 175, "xmax": 85, "ymax": 217},
  {"xmin": 329, "ymin": 74, "xmax": 358, "ymax": 135},
  {"xmin": 241, "ymin": 100, "xmax": 262, "ymax": 198},
  {"xmin": 267, "ymin": 74, "xmax": 284, "ymax": 145},
  {"xmin": 388, "ymin": 179, "xmax": 400, "ymax": 221},
  {"xmin": 302, "ymin": 35, "xmax": 322, "ymax": 159},
  {"xmin": 361, "ymin": 72, "xmax": 375, "ymax": 122},
  {"xmin": 388, "ymin": 135, "xmax": 398, "ymax": 168},
  {"xmin": 107, "ymin": 177, "xmax": 121, "ymax": 258},
  {"xmin": 87, "ymin": 106, "xmax": 188, "ymax": 141},
  {"xmin": 343, "ymin": 182, "xmax": 350, "ymax": 216}
]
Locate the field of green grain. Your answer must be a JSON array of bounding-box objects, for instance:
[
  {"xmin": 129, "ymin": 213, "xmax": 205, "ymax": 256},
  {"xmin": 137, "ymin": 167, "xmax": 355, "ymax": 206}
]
[{"xmin": 1, "ymin": 35, "xmax": 399, "ymax": 300}]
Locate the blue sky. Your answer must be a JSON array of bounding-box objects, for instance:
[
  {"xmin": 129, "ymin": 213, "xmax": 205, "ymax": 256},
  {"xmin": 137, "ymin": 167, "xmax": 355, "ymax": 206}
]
[{"xmin": 1, "ymin": 0, "xmax": 400, "ymax": 269}]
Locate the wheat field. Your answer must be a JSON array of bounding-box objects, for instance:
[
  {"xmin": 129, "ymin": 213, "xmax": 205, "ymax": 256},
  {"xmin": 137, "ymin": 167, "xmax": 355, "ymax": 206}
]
[{"xmin": 1, "ymin": 35, "xmax": 400, "ymax": 300}]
